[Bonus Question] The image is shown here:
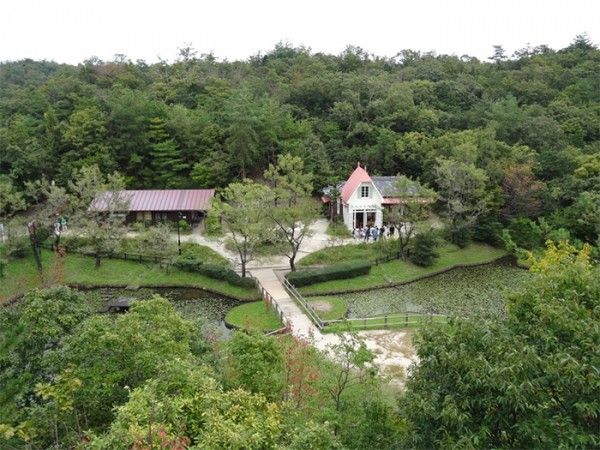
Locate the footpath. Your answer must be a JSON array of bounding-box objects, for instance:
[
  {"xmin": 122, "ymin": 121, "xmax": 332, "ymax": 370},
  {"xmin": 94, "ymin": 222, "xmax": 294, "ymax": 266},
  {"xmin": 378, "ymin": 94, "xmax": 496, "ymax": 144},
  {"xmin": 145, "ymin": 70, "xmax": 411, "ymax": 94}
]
[{"xmin": 250, "ymin": 268, "xmax": 340, "ymax": 351}]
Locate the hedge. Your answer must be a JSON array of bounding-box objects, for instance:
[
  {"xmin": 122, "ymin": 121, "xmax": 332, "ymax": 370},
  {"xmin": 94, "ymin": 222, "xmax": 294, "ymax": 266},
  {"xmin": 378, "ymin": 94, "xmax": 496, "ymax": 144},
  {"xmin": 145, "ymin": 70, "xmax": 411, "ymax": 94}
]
[
  {"xmin": 286, "ymin": 260, "xmax": 371, "ymax": 287},
  {"xmin": 175, "ymin": 259, "xmax": 255, "ymax": 288}
]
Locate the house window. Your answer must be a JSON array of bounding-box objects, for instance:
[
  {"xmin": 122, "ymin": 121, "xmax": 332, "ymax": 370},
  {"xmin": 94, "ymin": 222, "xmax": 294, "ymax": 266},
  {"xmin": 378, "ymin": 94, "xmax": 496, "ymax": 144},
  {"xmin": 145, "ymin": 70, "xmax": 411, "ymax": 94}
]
[{"xmin": 360, "ymin": 185, "xmax": 370, "ymax": 198}]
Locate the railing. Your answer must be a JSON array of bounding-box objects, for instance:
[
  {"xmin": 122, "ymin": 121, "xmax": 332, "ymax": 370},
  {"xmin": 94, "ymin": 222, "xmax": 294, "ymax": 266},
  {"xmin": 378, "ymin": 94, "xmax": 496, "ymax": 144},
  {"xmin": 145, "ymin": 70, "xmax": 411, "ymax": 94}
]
[
  {"xmin": 41, "ymin": 243, "xmax": 173, "ymax": 266},
  {"xmin": 283, "ymin": 273, "xmax": 445, "ymax": 332},
  {"xmin": 252, "ymin": 275, "xmax": 291, "ymax": 332},
  {"xmin": 282, "ymin": 276, "xmax": 325, "ymax": 330}
]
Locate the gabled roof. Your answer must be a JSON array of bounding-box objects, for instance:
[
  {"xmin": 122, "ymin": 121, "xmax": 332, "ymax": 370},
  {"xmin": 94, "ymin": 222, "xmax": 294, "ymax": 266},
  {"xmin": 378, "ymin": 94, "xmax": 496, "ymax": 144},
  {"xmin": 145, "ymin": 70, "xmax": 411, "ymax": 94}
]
[
  {"xmin": 371, "ymin": 176, "xmax": 419, "ymax": 197},
  {"xmin": 91, "ymin": 189, "xmax": 215, "ymax": 212},
  {"xmin": 341, "ymin": 164, "xmax": 372, "ymax": 203}
]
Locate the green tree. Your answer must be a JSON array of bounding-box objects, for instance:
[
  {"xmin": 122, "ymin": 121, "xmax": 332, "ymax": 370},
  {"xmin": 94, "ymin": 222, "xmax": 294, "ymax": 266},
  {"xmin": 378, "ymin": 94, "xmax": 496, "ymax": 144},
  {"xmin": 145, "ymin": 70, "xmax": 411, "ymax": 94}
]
[
  {"xmin": 68, "ymin": 165, "xmax": 129, "ymax": 268},
  {"xmin": 401, "ymin": 241, "xmax": 600, "ymax": 448},
  {"xmin": 434, "ymin": 158, "xmax": 490, "ymax": 246},
  {"xmin": 386, "ymin": 175, "xmax": 437, "ymax": 259},
  {"xmin": 264, "ymin": 154, "xmax": 319, "ymax": 271},
  {"xmin": 213, "ymin": 180, "xmax": 273, "ymax": 277}
]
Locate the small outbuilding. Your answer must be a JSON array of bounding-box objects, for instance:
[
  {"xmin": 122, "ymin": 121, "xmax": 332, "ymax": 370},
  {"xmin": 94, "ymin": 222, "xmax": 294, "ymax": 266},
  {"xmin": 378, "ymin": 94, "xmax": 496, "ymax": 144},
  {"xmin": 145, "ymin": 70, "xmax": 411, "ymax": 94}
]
[{"xmin": 91, "ymin": 189, "xmax": 215, "ymax": 225}]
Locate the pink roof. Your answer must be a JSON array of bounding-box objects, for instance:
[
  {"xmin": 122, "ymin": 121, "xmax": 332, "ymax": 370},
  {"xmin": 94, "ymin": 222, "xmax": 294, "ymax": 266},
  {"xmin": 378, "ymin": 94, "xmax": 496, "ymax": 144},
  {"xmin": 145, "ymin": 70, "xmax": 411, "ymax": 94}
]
[
  {"xmin": 92, "ymin": 189, "xmax": 215, "ymax": 212},
  {"xmin": 341, "ymin": 164, "xmax": 372, "ymax": 204}
]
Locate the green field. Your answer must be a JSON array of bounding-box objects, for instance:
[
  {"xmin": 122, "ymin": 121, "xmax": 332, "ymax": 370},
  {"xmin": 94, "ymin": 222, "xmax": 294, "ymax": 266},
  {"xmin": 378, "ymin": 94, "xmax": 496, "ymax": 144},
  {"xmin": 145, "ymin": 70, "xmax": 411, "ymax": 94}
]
[
  {"xmin": 0, "ymin": 250, "xmax": 259, "ymax": 302},
  {"xmin": 225, "ymin": 301, "xmax": 283, "ymax": 331},
  {"xmin": 298, "ymin": 243, "xmax": 507, "ymax": 295}
]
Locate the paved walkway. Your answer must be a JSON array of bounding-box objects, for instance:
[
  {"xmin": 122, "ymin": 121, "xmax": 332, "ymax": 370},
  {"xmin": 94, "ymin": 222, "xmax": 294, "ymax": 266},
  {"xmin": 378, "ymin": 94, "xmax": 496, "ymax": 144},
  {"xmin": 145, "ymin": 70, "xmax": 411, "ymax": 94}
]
[
  {"xmin": 251, "ymin": 268, "xmax": 418, "ymax": 384},
  {"xmin": 251, "ymin": 268, "xmax": 340, "ymax": 351}
]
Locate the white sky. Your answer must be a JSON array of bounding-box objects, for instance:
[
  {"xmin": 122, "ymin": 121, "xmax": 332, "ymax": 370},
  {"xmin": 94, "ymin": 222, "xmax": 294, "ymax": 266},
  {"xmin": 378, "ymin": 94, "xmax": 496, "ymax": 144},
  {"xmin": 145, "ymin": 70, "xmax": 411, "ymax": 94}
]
[{"xmin": 1, "ymin": 0, "xmax": 598, "ymax": 64}]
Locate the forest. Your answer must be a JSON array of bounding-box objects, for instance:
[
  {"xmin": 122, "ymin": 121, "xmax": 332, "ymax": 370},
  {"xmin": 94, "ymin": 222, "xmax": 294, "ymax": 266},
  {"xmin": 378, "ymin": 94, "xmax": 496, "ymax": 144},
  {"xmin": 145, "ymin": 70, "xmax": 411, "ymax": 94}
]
[
  {"xmin": 0, "ymin": 35, "xmax": 599, "ymax": 251},
  {"xmin": 0, "ymin": 35, "xmax": 599, "ymax": 449}
]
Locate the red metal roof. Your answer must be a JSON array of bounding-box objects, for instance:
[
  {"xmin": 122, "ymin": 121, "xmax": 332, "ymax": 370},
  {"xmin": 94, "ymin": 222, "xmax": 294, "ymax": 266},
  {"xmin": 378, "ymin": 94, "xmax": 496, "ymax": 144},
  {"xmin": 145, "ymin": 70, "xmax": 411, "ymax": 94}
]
[
  {"xmin": 92, "ymin": 189, "xmax": 215, "ymax": 212},
  {"xmin": 341, "ymin": 163, "xmax": 372, "ymax": 204}
]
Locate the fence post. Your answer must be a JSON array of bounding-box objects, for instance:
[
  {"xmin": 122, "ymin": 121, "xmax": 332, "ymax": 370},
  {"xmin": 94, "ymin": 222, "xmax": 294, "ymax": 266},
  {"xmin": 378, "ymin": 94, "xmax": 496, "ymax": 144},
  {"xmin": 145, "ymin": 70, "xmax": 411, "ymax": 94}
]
[
  {"xmin": 384, "ymin": 315, "xmax": 388, "ymax": 329},
  {"xmin": 405, "ymin": 313, "xmax": 408, "ymax": 325},
  {"xmin": 363, "ymin": 319, "xmax": 367, "ymax": 330}
]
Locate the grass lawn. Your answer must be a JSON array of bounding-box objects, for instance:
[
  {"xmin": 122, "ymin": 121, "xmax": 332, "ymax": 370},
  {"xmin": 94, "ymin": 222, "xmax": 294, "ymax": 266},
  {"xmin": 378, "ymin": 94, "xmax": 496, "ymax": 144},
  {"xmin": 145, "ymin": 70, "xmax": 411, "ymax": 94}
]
[
  {"xmin": 0, "ymin": 250, "xmax": 259, "ymax": 303},
  {"xmin": 307, "ymin": 296, "xmax": 347, "ymax": 320},
  {"xmin": 298, "ymin": 243, "xmax": 507, "ymax": 295},
  {"xmin": 225, "ymin": 301, "xmax": 282, "ymax": 331},
  {"xmin": 298, "ymin": 241, "xmax": 384, "ymax": 266}
]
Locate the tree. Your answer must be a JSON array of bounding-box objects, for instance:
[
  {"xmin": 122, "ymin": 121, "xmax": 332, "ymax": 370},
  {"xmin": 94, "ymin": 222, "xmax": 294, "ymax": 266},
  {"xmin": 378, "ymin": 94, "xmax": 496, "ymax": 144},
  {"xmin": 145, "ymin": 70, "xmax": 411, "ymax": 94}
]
[
  {"xmin": 434, "ymin": 158, "xmax": 490, "ymax": 246},
  {"xmin": 409, "ymin": 228, "xmax": 440, "ymax": 266},
  {"xmin": 501, "ymin": 163, "xmax": 545, "ymax": 220},
  {"xmin": 0, "ymin": 176, "xmax": 25, "ymax": 219},
  {"xmin": 489, "ymin": 45, "xmax": 507, "ymax": 64},
  {"xmin": 214, "ymin": 180, "xmax": 273, "ymax": 277},
  {"xmin": 137, "ymin": 223, "xmax": 176, "ymax": 263},
  {"xmin": 69, "ymin": 165, "xmax": 129, "ymax": 268},
  {"xmin": 264, "ymin": 154, "xmax": 319, "ymax": 271},
  {"xmin": 386, "ymin": 175, "xmax": 437, "ymax": 259},
  {"xmin": 401, "ymin": 241, "xmax": 600, "ymax": 448}
]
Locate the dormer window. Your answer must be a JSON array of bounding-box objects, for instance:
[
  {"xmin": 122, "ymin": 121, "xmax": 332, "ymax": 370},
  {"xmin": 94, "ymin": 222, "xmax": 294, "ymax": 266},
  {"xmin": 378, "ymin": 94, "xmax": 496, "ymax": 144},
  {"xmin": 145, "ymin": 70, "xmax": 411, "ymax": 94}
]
[{"xmin": 360, "ymin": 185, "xmax": 370, "ymax": 198}]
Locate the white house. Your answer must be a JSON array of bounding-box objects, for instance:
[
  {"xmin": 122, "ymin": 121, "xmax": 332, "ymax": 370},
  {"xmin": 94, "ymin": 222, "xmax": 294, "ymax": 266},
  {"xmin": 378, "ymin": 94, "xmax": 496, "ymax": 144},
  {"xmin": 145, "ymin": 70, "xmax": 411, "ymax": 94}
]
[{"xmin": 322, "ymin": 163, "xmax": 427, "ymax": 231}]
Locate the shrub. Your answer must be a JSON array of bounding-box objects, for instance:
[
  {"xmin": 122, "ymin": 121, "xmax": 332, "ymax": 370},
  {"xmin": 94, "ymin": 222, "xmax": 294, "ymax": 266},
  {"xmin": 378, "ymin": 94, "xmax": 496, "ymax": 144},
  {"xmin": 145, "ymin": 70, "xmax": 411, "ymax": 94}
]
[
  {"xmin": 5, "ymin": 235, "xmax": 28, "ymax": 258},
  {"xmin": 177, "ymin": 242, "xmax": 230, "ymax": 268},
  {"xmin": 178, "ymin": 219, "xmax": 190, "ymax": 233},
  {"xmin": 175, "ymin": 260, "xmax": 254, "ymax": 288},
  {"xmin": 0, "ymin": 258, "xmax": 6, "ymax": 277},
  {"xmin": 508, "ymin": 218, "xmax": 543, "ymax": 250},
  {"xmin": 327, "ymin": 221, "xmax": 352, "ymax": 238},
  {"xmin": 409, "ymin": 230, "xmax": 440, "ymax": 267},
  {"xmin": 286, "ymin": 260, "xmax": 372, "ymax": 287},
  {"xmin": 203, "ymin": 213, "xmax": 223, "ymax": 236}
]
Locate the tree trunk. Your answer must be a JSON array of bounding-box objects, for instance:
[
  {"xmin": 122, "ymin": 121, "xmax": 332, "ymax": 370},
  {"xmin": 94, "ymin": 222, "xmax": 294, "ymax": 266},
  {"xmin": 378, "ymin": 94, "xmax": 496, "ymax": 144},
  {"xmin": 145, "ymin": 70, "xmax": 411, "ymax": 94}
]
[
  {"xmin": 95, "ymin": 252, "xmax": 101, "ymax": 268},
  {"xmin": 289, "ymin": 256, "xmax": 296, "ymax": 272},
  {"xmin": 241, "ymin": 260, "xmax": 246, "ymax": 278},
  {"xmin": 30, "ymin": 237, "xmax": 43, "ymax": 273}
]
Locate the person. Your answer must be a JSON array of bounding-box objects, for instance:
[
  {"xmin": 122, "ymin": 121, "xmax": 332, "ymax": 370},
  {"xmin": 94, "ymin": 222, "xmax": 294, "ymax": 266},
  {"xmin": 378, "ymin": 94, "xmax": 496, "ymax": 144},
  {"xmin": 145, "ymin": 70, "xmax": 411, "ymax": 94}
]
[
  {"xmin": 380, "ymin": 225, "xmax": 386, "ymax": 239},
  {"xmin": 353, "ymin": 227, "xmax": 360, "ymax": 240},
  {"xmin": 389, "ymin": 224, "xmax": 395, "ymax": 238},
  {"xmin": 372, "ymin": 226, "xmax": 379, "ymax": 241},
  {"xmin": 0, "ymin": 222, "xmax": 5, "ymax": 243},
  {"xmin": 363, "ymin": 226, "xmax": 370, "ymax": 242}
]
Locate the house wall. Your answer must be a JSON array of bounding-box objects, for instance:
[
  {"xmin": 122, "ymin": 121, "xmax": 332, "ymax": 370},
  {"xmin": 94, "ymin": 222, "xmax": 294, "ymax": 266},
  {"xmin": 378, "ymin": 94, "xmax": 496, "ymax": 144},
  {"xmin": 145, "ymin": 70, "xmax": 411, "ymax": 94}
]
[{"xmin": 343, "ymin": 182, "xmax": 384, "ymax": 230}]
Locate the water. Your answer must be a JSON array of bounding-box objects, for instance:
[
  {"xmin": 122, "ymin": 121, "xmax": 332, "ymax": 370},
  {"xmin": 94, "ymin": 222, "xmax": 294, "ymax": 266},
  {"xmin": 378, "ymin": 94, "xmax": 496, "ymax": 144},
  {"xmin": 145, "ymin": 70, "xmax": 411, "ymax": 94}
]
[{"xmin": 93, "ymin": 287, "xmax": 241, "ymax": 330}]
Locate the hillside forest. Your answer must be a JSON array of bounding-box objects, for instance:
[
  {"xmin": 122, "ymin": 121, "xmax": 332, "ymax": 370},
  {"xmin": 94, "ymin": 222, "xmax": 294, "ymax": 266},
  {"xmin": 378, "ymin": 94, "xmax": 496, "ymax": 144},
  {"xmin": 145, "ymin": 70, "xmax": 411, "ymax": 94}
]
[{"xmin": 0, "ymin": 35, "xmax": 599, "ymax": 251}]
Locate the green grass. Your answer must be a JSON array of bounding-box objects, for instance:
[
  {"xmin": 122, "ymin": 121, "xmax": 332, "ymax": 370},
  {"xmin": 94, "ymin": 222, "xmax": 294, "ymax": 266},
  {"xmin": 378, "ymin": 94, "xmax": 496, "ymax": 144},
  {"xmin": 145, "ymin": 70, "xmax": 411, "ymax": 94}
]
[
  {"xmin": 0, "ymin": 250, "xmax": 259, "ymax": 302},
  {"xmin": 225, "ymin": 301, "xmax": 282, "ymax": 331},
  {"xmin": 298, "ymin": 243, "xmax": 507, "ymax": 295},
  {"xmin": 298, "ymin": 241, "xmax": 384, "ymax": 266},
  {"xmin": 326, "ymin": 221, "xmax": 352, "ymax": 239},
  {"xmin": 307, "ymin": 296, "xmax": 348, "ymax": 320}
]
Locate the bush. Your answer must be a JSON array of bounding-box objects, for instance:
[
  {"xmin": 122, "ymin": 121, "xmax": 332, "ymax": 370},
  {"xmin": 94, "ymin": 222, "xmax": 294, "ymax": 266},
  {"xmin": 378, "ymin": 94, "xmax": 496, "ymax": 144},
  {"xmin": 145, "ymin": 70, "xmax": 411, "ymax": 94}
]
[
  {"xmin": 409, "ymin": 230, "xmax": 440, "ymax": 267},
  {"xmin": 203, "ymin": 213, "xmax": 223, "ymax": 236},
  {"xmin": 177, "ymin": 242, "xmax": 230, "ymax": 268},
  {"xmin": 286, "ymin": 260, "xmax": 372, "ymax": 287},
  {"xmin": 5, "ymin": 235, "xmax": 28, "ymax": 258},
  {"xmin": 327, "ymin": 221, "xmax": 352, "ymax": 238},
  {"xmin": 175, "ymin": 259, "xmax": 254, "ymax": 288},
  {"xmin": 178, "ymin": 219, "xmax": 190, "ymax": 233},
  {"xmin": 447, "ymin": 226, "xmax": 471, "ymax": 248},
  {"xmin": 508, "ymin": 218, "xmax": 543, "ymax": 250},
  {"xmin": 0, "ymin": 258, "xmax": 6, "ymax": 277}
]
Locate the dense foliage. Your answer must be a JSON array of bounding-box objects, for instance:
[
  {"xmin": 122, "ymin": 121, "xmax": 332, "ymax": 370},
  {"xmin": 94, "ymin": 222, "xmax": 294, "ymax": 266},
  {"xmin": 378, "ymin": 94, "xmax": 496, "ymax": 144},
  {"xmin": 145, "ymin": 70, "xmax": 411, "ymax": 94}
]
[
  {"xmin": 1, "ymin": 36, "xmax": 599, "ymax": 249},
  {"xmin": 401, "ymin": 242, "xmax": 600, "ymax": 448},
  {"xmin": 287, "ymin": 260, "xmax": 372, "ymax": 287}
]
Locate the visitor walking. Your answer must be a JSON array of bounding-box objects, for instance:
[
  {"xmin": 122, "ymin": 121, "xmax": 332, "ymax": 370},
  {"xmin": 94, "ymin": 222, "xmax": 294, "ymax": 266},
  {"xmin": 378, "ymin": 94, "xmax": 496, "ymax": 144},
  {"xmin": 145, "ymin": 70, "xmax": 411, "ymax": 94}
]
[
  {"xmin": 380, "ymin": 225, "xmax": 386, "ymax": 239},
  {"xmin": 371, "ymin": 226, "xmax": 379, "ymax": 241},
  {"xmin": 389, "ymin": 224, "xmax": 395, "ymax": 238},
  {"xmin": 363, "ymin": 226, "xmax": 370, "ymax": 242}
]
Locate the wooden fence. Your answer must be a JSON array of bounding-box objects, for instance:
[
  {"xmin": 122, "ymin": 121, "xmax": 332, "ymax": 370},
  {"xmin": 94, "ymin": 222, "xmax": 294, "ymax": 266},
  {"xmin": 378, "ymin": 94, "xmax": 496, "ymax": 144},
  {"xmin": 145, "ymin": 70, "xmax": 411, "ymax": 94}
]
[{"xmin": 281, "ymin": 272, "xmax": 442, "ymax": 332}]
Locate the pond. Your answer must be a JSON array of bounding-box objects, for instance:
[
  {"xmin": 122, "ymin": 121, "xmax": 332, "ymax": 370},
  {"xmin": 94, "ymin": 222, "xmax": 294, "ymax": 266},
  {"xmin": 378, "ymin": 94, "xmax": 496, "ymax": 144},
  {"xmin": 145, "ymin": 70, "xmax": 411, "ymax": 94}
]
[
  {"xmin": 89, "ymin": 287, "xmax": 242, "ymax": 331},
  {"xmin": 334, "ymin": 262, "xmax": 532, "ymax": 320}
]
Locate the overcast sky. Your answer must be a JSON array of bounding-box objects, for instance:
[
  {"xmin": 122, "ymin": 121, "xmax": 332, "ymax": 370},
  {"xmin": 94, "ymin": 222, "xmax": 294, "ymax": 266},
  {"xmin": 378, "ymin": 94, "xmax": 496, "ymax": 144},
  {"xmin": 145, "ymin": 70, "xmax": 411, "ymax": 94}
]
[{"xmin": 1, "ymin": 0, "xmax": 598, "ymax": 64}]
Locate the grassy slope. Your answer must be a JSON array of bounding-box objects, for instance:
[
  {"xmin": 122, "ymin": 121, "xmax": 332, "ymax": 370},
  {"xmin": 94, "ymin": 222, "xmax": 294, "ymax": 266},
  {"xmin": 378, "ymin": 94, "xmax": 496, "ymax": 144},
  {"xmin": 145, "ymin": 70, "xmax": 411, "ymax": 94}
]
[
  {"xmin": 0, "ymin": 250, "xmax": 258, "ymax": 302},
  {"xmin": 308, "ymin": 296, "xmax": 348, "ymax": 320},
  {"xmin": 298, "ymin": 243, "xmax": 507, "ymax": 295},
  {"xmin": 225, "ymin": 301, "xmax": 282, "ymax": 331}
]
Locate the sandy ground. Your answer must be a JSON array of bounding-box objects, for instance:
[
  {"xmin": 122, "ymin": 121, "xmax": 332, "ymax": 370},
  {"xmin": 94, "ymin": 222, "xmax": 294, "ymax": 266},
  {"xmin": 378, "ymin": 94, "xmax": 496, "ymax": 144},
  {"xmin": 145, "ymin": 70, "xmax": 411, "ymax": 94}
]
[{"xmin": 357, "ymin": 330, "xmax": 418, "ymax": 386}]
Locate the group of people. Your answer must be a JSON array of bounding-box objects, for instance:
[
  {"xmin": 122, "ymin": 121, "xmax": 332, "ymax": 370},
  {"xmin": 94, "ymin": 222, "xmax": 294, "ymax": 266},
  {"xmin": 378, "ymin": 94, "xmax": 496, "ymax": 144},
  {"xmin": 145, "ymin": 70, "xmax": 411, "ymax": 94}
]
[{"xmin": 353, "ymin": 224, "xmax": 396, "ymax": 242}]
